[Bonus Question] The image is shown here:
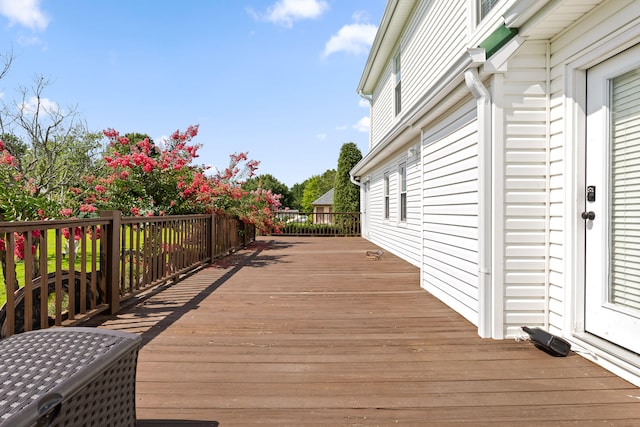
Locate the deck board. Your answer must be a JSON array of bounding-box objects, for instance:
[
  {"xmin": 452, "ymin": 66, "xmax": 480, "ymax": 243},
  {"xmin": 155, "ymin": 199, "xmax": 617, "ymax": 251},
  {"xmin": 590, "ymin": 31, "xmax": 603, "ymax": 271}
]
[{"xmin": 89, "ymin": 236, "xmax": 640, "ymax": 426}]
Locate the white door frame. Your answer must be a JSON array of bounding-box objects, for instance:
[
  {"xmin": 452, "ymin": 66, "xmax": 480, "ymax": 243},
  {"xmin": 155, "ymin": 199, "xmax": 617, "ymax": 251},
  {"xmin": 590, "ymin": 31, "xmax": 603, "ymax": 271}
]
[
  {"xmin": 564, "ymin": 31, "xmax": 640, "ymax": 384},
  {"xmin": 584, "ymin": 47, "xmax": 640, "ymax": 353}
]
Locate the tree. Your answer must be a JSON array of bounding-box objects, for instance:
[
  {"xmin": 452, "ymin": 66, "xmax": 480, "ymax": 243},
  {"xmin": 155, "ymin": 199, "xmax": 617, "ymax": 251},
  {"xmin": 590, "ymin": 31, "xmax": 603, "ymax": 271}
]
[
  {"xmin": 0, "ymin": 48, "xmax": 11, "ymax": 83},
  {"xmin": 290, "ymin": 182, "xmax": 305, "ymax": 210},
  {"xmin": 299, "ymin": 169, "xmax": 335, "ymax": 212},
  {"xmin": 0, "ymin": 138, "xmax": 57, "ymax": 221},
  {"xmin": 334, "ymin": 142, "xmax": 362, "ymax": 213},
  {"xmin": 300, "ymin": 175, "xmax": 322, "ymax": 213},
  {"xmin": 243, "ymin": 174, "xmax": 293, "ymax": 208},
  {"xmin": 71, "ymin": 126, "xmax": 281, "ymax": 233},
  {"xmin": 0, "ymin": 76, "xmax": 103, "ymax": 208}
]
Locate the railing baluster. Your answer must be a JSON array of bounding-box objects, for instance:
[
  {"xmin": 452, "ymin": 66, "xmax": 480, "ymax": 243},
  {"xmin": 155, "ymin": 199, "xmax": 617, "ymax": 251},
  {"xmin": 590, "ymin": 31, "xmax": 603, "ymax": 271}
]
[
  {"xmin": 5, "ymin": 232, "xmax": 16, "ymax": 337},
  {"xmin": 55, "ymin": 229, "xmax": 63, "ymax": 326},
  {"xmin": 90, "ymin": 227, "xmax": 98, "ymax": 310},
  {"xmin": 23, "ymin": 232, "xmax": 33, "ymax": 332},
  {"xmin": 39, "ymin": 229, "xmax": 48, "ymax": 329},
  {"xmin": 80, "ymin": 226, "xmax": 87, "ymax": 315},
  {"xmin": 68, "ymin": 227, "xmax": 76, "ymax": 321}
]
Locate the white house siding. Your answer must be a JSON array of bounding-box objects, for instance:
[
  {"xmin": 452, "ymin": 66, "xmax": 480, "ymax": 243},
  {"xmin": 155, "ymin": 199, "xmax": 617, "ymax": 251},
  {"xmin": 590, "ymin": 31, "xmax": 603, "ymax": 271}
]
[
  {"xmin": 501, "ymin": 41, "xmax": 551, "ymax": 338},
  {"xmin": 364, "ymin": 137, "xmax": 423, "ymax": 267},
  {"xmin": 422, "ymin": 104, "xmax": 479, "ymax": 326},
  {"xmin": 370, "ymin": 63, "xmax": 394, "ymax": 150},
  {"xmin": 369, "ymin": 0, "xmax": 469, "ymax": 149},
  {"xmin": 402, "ymin": 0, "xmax": 468, "ymax": 111}
]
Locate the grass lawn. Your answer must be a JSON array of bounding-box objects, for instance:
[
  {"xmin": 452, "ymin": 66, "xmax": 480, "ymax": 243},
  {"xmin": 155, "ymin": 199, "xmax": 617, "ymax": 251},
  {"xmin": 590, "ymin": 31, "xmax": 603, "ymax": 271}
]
[{"xmin": 0, "ymin": 229, "xmax": 100, "ymax": 306}]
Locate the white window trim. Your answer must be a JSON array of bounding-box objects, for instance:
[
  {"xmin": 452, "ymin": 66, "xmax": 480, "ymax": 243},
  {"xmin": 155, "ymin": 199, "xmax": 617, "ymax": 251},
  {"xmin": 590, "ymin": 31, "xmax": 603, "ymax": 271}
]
[
  {"xmin": 384, "ymin": 172, "xmax": 390, "ymax": 220},
  {"xmin": 399, "ymin": 163, "xmax": 407, "ymax": 223},
  {"xmin": 394, "ymin": 50, "xmax": 402, "ymax": 116}
]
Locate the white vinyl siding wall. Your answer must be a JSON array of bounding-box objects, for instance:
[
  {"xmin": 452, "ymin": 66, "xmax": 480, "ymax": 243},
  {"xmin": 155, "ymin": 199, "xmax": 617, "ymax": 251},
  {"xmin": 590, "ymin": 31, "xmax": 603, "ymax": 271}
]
[
  {"xmin": 370, "ymin": 63, "xmax": 395, "ymax": 149},
  {"xmin": 402, "ymin": 0, "xmax": 468, "ymax": 112},
  {"xmin": 369, "ymin": 0, "xmax": 469, "ymax": 149},
  {"xmin": 501, "ymin": 41, "xmax": 551, "ymax": 337},
  {"xmin": 422, "ymin": 107, "xmax": 480, "ymax": 325},
  {"xmin": 366, "ymin": 139, "xmax": 423, "ymax": 267}
]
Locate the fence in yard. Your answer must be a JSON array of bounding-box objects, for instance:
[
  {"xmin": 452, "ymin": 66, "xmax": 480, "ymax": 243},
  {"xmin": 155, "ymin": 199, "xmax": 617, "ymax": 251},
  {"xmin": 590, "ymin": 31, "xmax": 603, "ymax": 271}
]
[
  {"xmin": 274, "ymin": 211, "xmax": 361, "ymax": 236},
  {"xmin": 0, "ymin": 212, "xmax": 255, "ymax": 337}
]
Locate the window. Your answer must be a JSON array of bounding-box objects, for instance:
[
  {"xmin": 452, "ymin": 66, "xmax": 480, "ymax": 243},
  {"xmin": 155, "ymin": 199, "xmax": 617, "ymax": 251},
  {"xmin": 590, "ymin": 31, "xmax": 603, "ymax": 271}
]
[
  {"xmin": 478, "ymin": 0, "xmax": 500, "ymax": 21},
  {"xmin": 394, "ymin": 52, "xmax": 402, "ymax": 116},
  {"xmin": 384, "ymin": 173, "xmax": 390, "ymax": 219},
  {"xmin": 399, "ymin": 163, "xmax": 407, "ymax": 221}
]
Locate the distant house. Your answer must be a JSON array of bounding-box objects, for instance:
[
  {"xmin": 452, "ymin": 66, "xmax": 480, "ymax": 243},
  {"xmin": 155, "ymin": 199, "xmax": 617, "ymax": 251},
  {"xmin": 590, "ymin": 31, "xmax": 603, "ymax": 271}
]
[
  {"xmin": 311, "ymin": 188, "xmax": 333, "ymax": 224},
  {"xmin": 351, "ymin": 0, "xmax": 640, "ymax": 386}
]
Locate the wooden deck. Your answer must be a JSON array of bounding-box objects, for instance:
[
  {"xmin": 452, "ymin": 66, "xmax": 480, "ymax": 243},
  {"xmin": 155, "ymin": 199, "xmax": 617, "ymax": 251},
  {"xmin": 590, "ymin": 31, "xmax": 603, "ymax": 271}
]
[{"xmin": 88, "ymin": 236, "xmax": 640, "ymax": 426}]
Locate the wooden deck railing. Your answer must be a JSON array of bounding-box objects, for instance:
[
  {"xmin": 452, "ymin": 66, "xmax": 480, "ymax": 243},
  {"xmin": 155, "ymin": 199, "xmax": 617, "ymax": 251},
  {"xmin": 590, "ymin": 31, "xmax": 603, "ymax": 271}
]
[
  {"xmin": 0, "ymin": 212, "xmax": 255, "ymax": 337},
  {"xmin": 274, "ymin": 211, "xmax": 361, "ymax": 236}
]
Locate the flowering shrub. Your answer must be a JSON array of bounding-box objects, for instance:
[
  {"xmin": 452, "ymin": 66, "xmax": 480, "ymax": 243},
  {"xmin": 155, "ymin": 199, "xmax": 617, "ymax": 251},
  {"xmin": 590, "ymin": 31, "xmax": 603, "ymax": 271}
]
[
  {"xmin": 0, "ymin": 139, "xmax": 57, "ymax": 222},
  {"xmin": 63, "ymin": 125, "xmax": 281, "ymax": 232},
  {"xmin": 73, "ymin": 126, "xmax": 204, "ymax": 216},
  {"xmin": 1, "ymin": 139, "xmax": 55, "ymax": 286},
  {"xmin": 232, "ymin": 188, "xmax": 282, "ymax": 234}
]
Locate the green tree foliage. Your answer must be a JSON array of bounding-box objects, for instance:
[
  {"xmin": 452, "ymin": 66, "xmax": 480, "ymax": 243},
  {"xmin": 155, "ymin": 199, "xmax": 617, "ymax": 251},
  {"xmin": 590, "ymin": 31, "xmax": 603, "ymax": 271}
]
[
  {"xmin": 334, "ymin": 142, "xmax": 362, "ymax": 213},
  {"xmin": 300, "ymin": 176, "xmax": 322, "ymax": 213},
  {"xmin": 291, "ymin": 169, "xmax": 336, "ymax": 211},
  {"xmin": 290, "ymin": 182, "xmax": 304, "ymax": 211},
  {"xmin": 320, "ymin": 169, "xmax": 337, "ymax": 191},
  {"xmin": 243, "ymin": 174, "xmax": 293, "ymax": 208},
  {"xmin": 299, "ymin": 169, "xmax": 335, "ymax": 212}
]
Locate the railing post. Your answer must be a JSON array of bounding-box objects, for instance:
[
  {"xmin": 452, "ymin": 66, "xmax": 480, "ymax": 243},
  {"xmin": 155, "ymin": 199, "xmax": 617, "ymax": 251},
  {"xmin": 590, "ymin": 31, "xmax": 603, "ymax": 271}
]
[
  {"xmin": 209, "ymin": 213, "xmax": 216, "ymax": 262},
  {"xmin": 101, "ymin": 210, "xmax": 121, "ymax": 314}
]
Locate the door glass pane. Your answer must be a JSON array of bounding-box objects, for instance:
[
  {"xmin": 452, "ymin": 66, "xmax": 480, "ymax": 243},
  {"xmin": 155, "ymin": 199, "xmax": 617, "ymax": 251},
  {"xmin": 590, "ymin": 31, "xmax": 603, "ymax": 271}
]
[{"xmin": 609, "ymin": 67, "xmax": 640, "ymax": 311}]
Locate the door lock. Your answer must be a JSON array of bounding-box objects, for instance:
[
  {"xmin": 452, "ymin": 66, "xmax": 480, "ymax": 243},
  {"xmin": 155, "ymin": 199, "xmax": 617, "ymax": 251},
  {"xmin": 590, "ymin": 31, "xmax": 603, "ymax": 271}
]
[{"xmin": 581, "ymin": 211, "xmax": 596, "ymax": 220}]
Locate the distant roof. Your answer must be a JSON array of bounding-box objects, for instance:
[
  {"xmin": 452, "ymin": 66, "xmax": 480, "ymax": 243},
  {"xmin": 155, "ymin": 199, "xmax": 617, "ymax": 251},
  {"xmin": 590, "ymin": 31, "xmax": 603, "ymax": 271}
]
[{"xmin": 312, "ymin": 188, "xmax": 334, "ymax": 206}]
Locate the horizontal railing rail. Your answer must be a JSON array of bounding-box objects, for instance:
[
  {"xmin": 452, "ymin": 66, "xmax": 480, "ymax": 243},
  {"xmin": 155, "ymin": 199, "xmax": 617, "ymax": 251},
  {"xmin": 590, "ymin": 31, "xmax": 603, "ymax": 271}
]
[
  {"xmin": 0, "ymin": 212, "xmax": 255, "ymax": 337},
  {"xmin": 274, "ymin": 211, "xmax": 361, "ymax": 236}
]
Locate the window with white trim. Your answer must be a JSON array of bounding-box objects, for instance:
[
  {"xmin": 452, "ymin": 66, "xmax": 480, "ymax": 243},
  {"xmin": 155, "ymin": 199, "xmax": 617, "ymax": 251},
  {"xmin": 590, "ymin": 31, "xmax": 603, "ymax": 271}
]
[
  {"xmin": 399, "ymin": 163, "xmax": 407, "ymax": 222},
  {"xmin": 394, "ymin": 51, "xmax": 402, "ymax": 116},
  {"xmin": 384, "ymin": 172, "xmax": 390, "ymax": 220},
  {"xmin": 478, "ymin": 0, "xmax": 500, "ymax": 22}
]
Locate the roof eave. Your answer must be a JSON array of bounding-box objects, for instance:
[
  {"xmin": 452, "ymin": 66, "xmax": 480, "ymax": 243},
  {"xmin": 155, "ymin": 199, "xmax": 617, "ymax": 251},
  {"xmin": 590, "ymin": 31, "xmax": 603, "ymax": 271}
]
[{"xmin": 357, "ymin": 0, "xmax": 418, "ymax": 96}]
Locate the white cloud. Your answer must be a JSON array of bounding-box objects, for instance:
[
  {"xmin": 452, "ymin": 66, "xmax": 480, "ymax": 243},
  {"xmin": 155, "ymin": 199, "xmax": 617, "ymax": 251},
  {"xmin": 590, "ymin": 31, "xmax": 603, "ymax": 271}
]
[
  {"xmin": 155, "ymin": 135, "xmax": 170, "ymax": 148},
  {"xmin": 0, "ymin": 0, "xmax": 49, "ymax": 31},
  {"xmin": 335, "ymin": 124, "xmax": 348, "ymax": 131},
  {"xmin": 17, "ymin": 34, "xmax": 42, "ymax": 46},
  {"xmin": 316, "ymin": 132, "xmax": 327, "ymax": 141},
  {"xmin": 19, "ymin": 96, "xmax": 58, "ymax": 115},
  {"xmin": 353, "ymin": 116, "xmax": 370, "ymax": 133},
  {"xmin": 249, "ymin": 0, "xmax": 329, "ymax": 28},
  {"xmin": 323, "ymin": 22, "xmax": 377, "ymax": 57},
  {"xmin": 359, "ymin": 98, "xmax": 369, "ymax": 108}
]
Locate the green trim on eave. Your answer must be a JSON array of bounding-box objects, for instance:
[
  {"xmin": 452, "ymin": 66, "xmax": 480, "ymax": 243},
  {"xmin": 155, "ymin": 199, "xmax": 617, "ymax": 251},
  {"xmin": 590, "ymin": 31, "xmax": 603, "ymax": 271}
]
[{"xmin": 479, "ymin": 25, "xmax": 518, "ymax": 58}]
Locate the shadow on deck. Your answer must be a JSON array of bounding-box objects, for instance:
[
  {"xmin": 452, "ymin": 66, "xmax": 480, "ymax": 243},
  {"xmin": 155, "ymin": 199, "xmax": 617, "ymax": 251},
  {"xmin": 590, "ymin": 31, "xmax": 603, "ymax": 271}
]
[{"xmin": 88, "ymin": 236, "xmax": 640, "ymax": 426}]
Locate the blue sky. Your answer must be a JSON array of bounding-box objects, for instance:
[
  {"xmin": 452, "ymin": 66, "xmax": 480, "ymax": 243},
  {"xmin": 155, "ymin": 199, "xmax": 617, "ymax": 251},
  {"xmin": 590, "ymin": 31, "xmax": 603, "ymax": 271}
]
[{"xmin": 0, "ymin": 0, "xmax": 386, "ymax": 187}]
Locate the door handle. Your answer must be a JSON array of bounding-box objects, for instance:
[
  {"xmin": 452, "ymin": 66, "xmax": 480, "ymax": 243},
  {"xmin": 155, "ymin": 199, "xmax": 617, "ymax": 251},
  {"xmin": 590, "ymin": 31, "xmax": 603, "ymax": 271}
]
[{"xmin": 581, "ymin": 211, "xmax": 596, "ymax": 220}]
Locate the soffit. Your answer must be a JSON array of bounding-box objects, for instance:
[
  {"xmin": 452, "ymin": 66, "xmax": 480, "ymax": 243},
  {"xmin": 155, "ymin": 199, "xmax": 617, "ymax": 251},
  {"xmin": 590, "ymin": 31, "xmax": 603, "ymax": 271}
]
[{"xmin": 509, "ymin": 0, "xmax": 604, "ymax": 40}]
